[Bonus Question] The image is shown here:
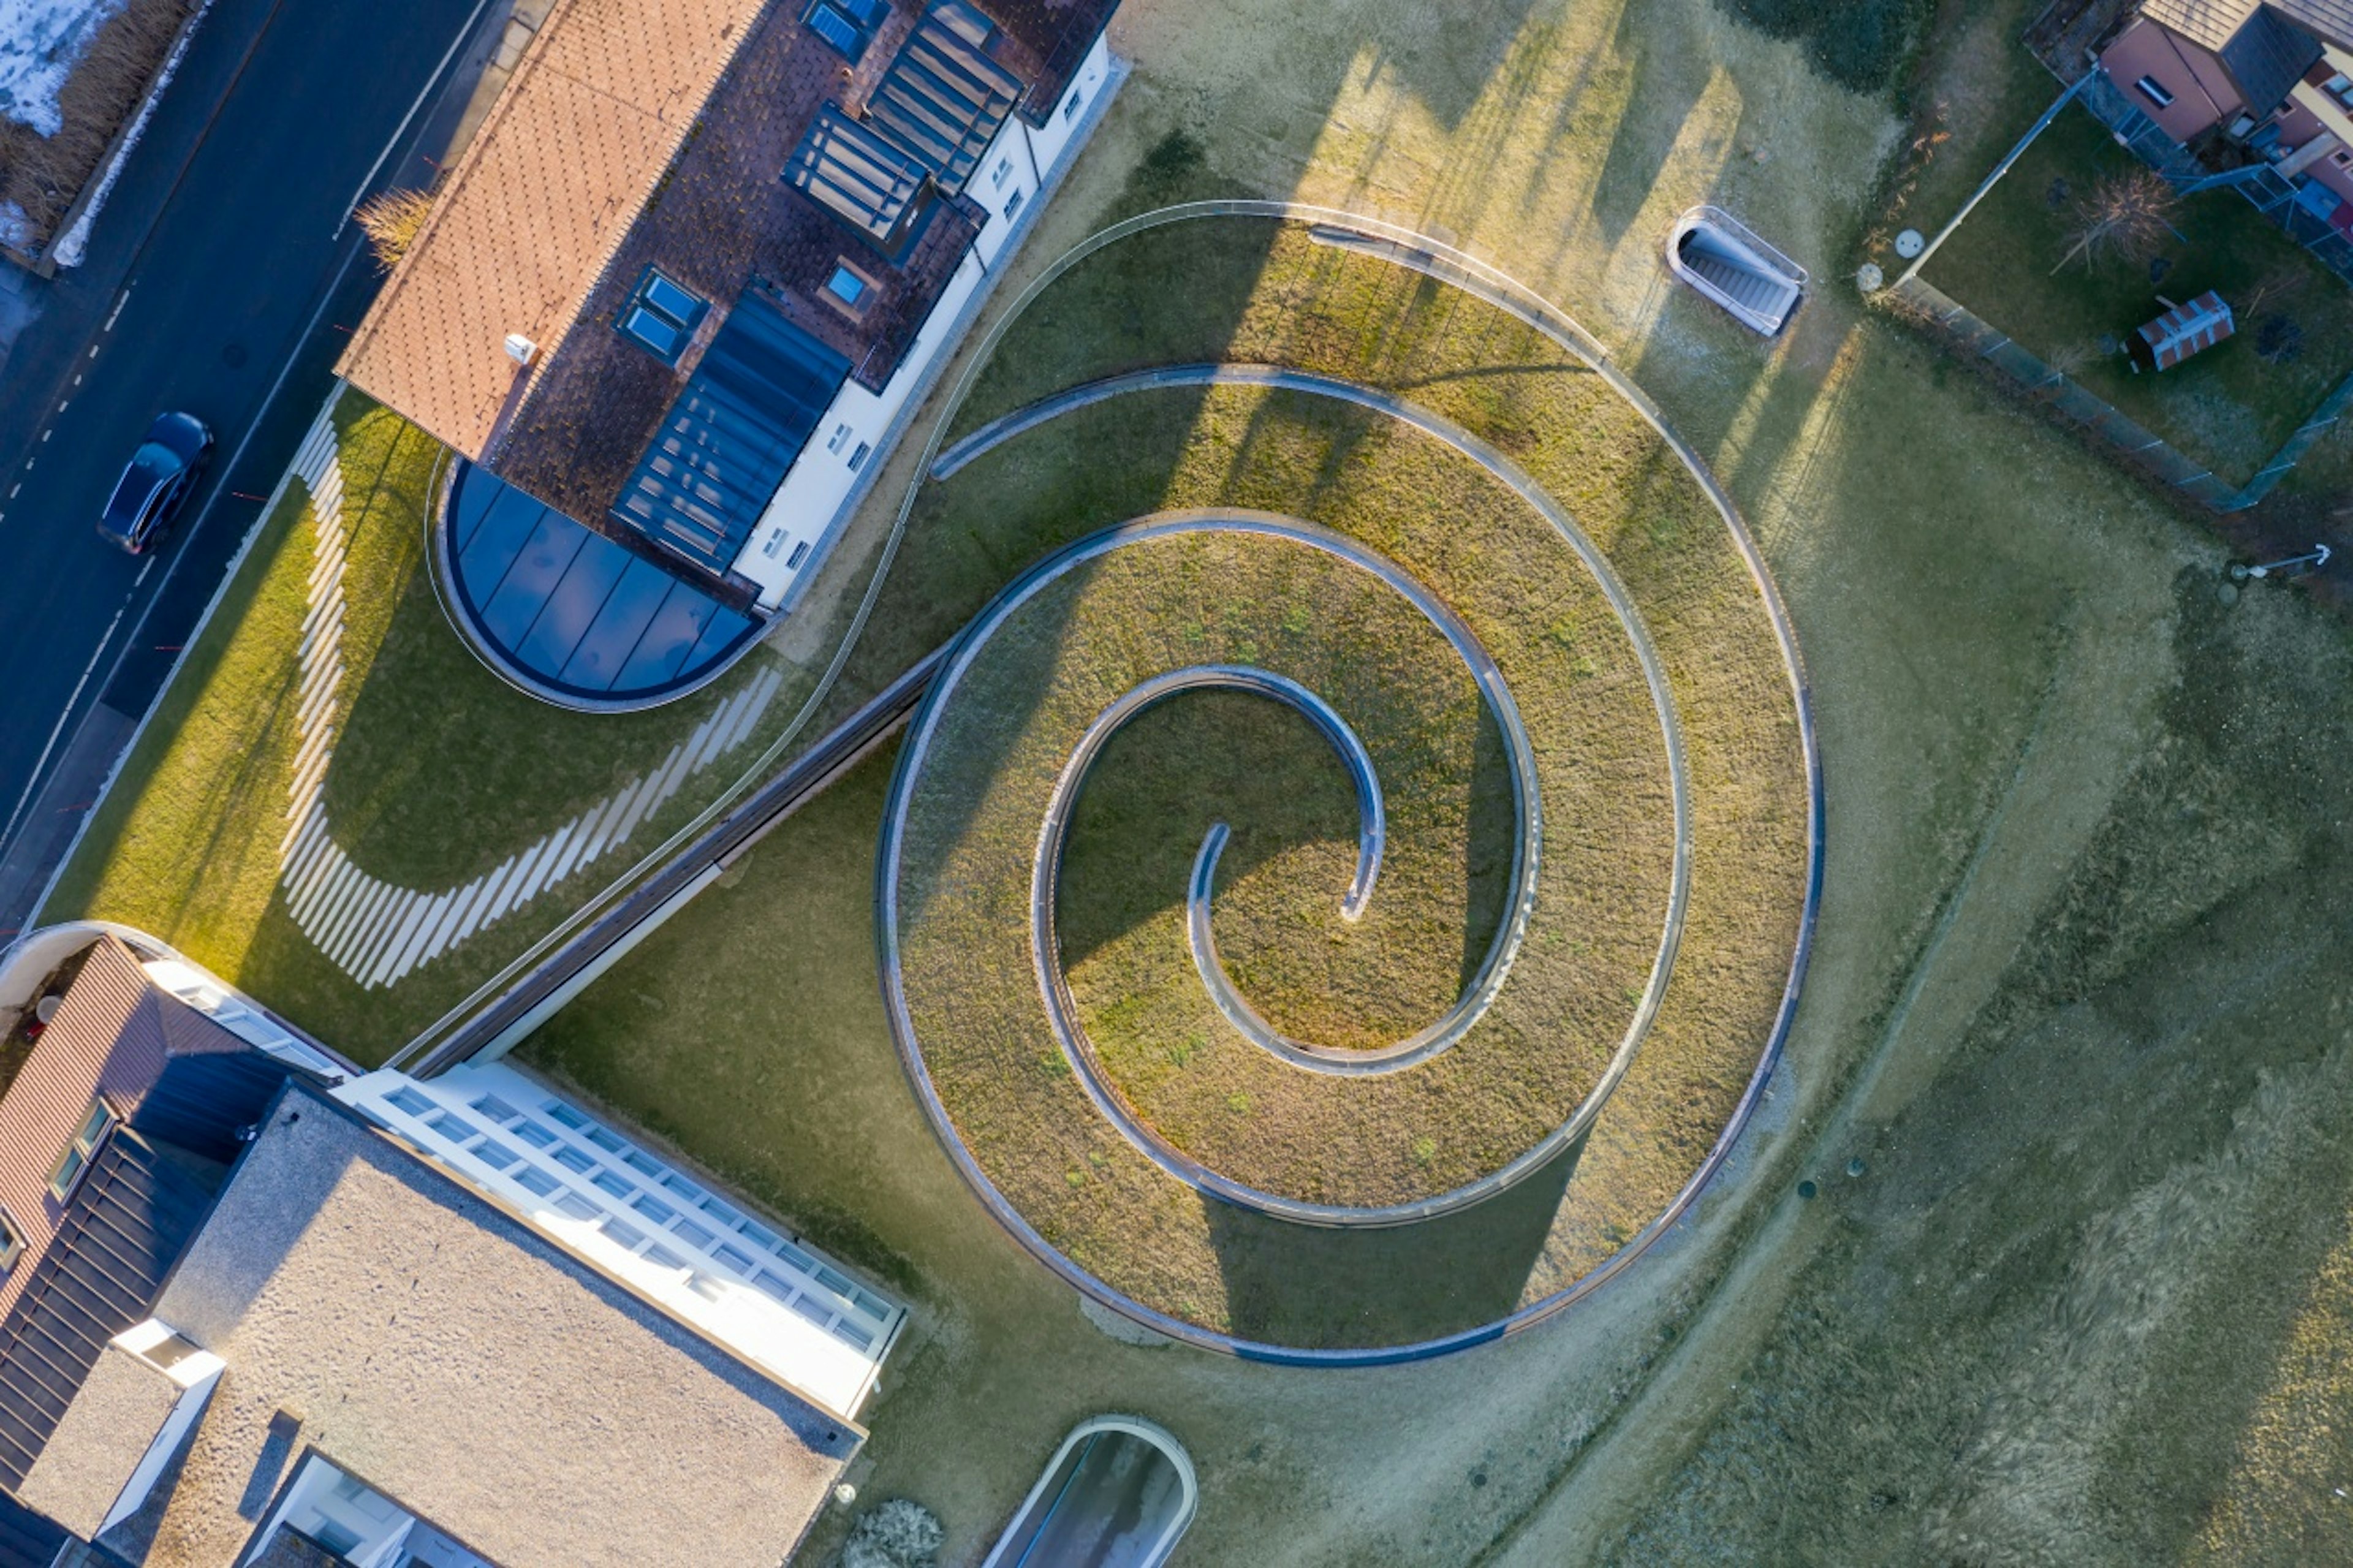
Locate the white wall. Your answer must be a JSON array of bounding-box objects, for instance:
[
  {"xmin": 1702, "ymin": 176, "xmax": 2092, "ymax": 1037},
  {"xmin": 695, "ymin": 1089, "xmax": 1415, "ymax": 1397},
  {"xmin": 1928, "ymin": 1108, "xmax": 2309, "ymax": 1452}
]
[{"xmin": 732, "ymin": 27, "xmax": 1120, "ymax": 610}]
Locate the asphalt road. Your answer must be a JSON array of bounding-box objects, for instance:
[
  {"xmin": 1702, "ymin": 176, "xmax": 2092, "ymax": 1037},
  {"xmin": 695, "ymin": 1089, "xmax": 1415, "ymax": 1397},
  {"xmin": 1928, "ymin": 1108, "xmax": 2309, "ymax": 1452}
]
[{"xmin": 0, "ymin": 0, "xmax": 504, "ymax": 928}]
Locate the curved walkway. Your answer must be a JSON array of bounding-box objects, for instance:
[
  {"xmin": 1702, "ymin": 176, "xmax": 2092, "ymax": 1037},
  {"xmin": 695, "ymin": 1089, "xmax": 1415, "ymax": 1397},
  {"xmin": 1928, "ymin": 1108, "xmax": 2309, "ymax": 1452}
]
[
  {"xmin": 870, "ymin": 206, "xmax": 1822, "ymax": 1363},
  {"xmin": 273, "ymin": 411, "xmax": 785, "ymax": 990},
  {"xmin": 960, "ymin": 512, "xmax": 1557, "ymax": 1227}
]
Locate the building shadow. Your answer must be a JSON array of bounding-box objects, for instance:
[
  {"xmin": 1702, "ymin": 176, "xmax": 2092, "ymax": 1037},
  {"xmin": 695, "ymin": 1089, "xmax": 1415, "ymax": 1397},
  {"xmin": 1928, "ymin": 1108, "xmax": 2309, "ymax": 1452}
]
[{"xmin": 1200, "ymin": 1131, "xmax": 1583, "ymax": 1349}]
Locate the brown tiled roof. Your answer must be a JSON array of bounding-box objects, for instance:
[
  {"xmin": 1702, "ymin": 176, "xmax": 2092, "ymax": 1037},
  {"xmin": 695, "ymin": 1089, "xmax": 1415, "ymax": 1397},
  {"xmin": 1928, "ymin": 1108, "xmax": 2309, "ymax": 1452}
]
[
  {"xmin": 341, "ymin": 0, "xmax": 1118, "ymax": 540},
  {"xmin": 479, "ymin": 0, "xmax": 985, "ymax": 526},
  {"xmin": 984, "ymin": 0, "xmax": 1120, "ymax": 124},
  {"xmin": 0, "ymin": 937, "xmax": 246, "ymax": 1324},
  {"xmin": 337, "ymin": 0, "xmax": 776, "ymax": 458},
  {"xmin": 2145, "ymin": 0, "xmax": 2353, "ymax": 52}
]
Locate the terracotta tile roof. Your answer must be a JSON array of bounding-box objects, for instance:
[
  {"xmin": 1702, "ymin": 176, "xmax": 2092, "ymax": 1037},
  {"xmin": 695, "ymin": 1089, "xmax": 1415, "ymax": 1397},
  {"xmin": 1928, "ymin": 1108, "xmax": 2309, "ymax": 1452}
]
[
  {"xmin": 337, "ymin": 0, "xmax": 776, "ymax": 458},
  {"xmin": 340, "ymin": 0, "xmax": 1117, "ymax": 566},
  {"xmin": 0, "ymin": 937, "xmax": 247, "ymax": 1326},
  {"xmin": 2145, "ymin": 0, "xmax": 2353, "ymax": 53}
]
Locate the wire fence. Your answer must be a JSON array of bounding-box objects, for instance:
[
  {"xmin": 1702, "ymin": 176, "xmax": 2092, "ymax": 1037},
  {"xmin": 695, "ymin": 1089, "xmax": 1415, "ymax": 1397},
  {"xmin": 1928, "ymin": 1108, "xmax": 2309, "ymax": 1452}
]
[{"xmin": 1891, "ymin": 275, "xmax": 2353, "ymax": 512}]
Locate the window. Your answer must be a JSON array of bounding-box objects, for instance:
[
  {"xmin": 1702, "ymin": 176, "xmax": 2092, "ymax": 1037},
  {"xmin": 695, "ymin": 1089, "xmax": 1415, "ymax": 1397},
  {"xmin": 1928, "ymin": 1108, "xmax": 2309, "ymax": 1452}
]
[
  {"xmin": 786, "ymin": 540, "xmax": 811, "ymax": 570},
  {"xmin": 0, "ymin": 1210, "xmax": 21, "ymax": 1273},
  {"xmin": 824, "ymin": 265, "xmax": 868, "ymax": 307},
  {"xmin": 847, "ymin": 442, "xmax": 871, "ymax": 472},
  {"xmin": 513, "ymin": 1167, "xmax": 559, "ymax": 1199},
  {"xmin": 1003, "ymin": 187, "xmax": 1025, "ymax": 222},
  {"xmin": 426, "ymin": 1112, "xmax": 477, "ymax": 1143},
  {"xmin": 551, "ymin": 1143, "xmax": 596, "ymax": 1174},
  {"xmin": 616, "ymin": 268, "xmax": 707, "ymax": 364},
  {"xmin": 387, "ymin": 1086, "xmax": 433, "ymax": 1116},
  {"xmin": 49, "ymin": 1100, "xmax": 115, "ymax": 1199},
  {"xmin": 2135, "ymin": 74, "xmax": 2175, "ymax": 110},
  {"xmin": 2327, "ymin": 72, "xmax": 2353, "ymax": 112},
  {"xmin": 803, "ymin": 0, "xmax": 885, "ymax": 61},
  {"xmin": 469, "ymin": 1093, "xmax": 520, "ymax": 1123},
  {"xmin": 762, "ymin": 531, "xmax": 787, "ymax": 559},
  {"xmin": 1063, "ymin": 89, "xmax": 1082, "ymax": 121},
  {"xmin": 826, "ymin": 421, "xmax": 852, "ymax": 454},
  {"xmin": 991, "ymin": 156, "xmax": 1013, "ymax": 190}
]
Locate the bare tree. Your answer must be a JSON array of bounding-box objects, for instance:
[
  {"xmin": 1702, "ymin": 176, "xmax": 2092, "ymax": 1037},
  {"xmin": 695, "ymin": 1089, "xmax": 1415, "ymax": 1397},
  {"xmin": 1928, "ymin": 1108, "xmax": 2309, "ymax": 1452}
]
[
  {"xmin": 2052, "ymin": 169, "xmax": 2178, "ymax": 274},
  {"xmin": 354, "ymin": 187, "xmax": 435, "ymax": 274},
  {"xmin": 2238, "ymin": 259, "xmax": 2310, "ymax": 317}
]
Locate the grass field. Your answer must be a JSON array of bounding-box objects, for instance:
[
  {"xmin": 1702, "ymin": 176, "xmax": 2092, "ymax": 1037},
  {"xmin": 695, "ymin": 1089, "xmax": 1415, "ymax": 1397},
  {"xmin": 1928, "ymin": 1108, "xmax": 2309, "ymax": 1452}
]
[
  {"xmin": 528, "ymin": 0, "xmax": 2353, "ymax": 1559},
  {"xmin": 1922, "ymin": 107, "xmax": 2353, "ymax": 485},
  {"xmin": 39, "ymin": 395, "xmax": 816, "ymax": 1064},
  {"xmin": 45, "ymin": 0, "xmax": 2353, "ymax": 1557}
]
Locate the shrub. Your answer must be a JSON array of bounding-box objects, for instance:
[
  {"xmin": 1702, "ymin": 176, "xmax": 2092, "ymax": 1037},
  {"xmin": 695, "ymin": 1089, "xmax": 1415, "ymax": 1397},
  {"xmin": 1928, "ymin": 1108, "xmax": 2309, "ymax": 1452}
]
[
  {"xmin": 841, "ymin": 1499, "xmax": 944, "ymax": 1568},
  {"xmin": 354, "ymin": 187, "xmax": 435, "ymax": 274}
]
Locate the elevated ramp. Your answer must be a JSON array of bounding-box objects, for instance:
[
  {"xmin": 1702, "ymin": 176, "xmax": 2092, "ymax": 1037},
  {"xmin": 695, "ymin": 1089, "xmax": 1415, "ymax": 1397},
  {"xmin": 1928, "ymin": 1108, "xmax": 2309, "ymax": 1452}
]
[{"xmin": 1667, "ymin": 206, "xmax": 1806, "ymax": 335}]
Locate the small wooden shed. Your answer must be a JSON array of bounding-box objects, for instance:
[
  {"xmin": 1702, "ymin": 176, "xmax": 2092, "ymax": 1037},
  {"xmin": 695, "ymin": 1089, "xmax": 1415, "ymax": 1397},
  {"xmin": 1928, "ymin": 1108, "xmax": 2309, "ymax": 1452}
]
[{"xmin": 2131, "ymin": 291, "xmax": 2235, "ymax": 371}]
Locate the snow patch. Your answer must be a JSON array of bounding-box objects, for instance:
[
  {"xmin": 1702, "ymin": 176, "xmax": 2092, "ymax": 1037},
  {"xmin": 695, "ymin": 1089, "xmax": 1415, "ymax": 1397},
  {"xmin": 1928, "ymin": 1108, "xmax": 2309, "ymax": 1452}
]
[
  {"xmin": 0, "ymin": 0, "xmax": 127, "ymax": 138},
  {"xmin": 0, "ymin": 200, "xmax": 32, "ymax": 251},
  {"xmin": 47, "ymin": 0, "xmax": 205, "ymax": 268}
]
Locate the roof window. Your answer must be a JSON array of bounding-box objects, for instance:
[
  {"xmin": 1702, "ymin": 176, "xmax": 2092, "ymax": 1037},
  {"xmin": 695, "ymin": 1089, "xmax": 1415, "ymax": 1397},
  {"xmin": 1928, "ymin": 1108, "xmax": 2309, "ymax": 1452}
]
[
  {"xmin": 0, "ymin": 1209, "xmax": 21, "ymax": 1273},
  {"xmin": 825, "ymin": 265, "xmax": 868, "ymax": 308},
  {"xmin": 48, "ymin": 1099, "xmax": 116, "ymax": 1200},
  {"xmin": 804, "ymin": 0, "xmax": 887, "ymax": 61},
  {"xmin": 618, "ymin": 268, "xmax": 708, "ymax": 365},
  {"xmin": 2135, "ymin": 75, "xmax": 2175, "ymax": 110}
]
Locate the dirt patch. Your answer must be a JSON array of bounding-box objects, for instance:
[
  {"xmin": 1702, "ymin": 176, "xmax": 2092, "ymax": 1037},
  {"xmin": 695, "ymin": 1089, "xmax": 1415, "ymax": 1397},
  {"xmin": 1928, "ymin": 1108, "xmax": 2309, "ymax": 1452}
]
[{"xmin": 1, "ymin": 0, "xmax": 192, "ymax": 257}]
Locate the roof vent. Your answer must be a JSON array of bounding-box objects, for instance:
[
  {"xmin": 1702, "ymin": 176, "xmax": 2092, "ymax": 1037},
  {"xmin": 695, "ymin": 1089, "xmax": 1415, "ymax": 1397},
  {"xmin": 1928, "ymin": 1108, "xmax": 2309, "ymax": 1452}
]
[{"xmin": 504, "ymin": 333, "xmax": 537, "ymax": 366}]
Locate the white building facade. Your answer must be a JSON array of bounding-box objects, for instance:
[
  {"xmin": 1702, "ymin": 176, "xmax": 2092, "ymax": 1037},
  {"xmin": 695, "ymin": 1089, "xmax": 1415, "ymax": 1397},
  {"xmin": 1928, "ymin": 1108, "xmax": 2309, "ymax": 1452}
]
[{"xmin": 734, "ymin": 29, "xmax": 1120, "ymax": 610}]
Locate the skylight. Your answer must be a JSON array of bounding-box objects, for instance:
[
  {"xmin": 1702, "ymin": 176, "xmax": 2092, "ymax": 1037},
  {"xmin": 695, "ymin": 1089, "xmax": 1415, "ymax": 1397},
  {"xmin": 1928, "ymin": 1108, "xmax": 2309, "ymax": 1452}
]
[
  {"xmin": 803, "ymin": 0, "xmax": 888, "ymax": 61},
  {"xmin": 618, "ymin": 267, "xmax": 708, "ymax": 364}
]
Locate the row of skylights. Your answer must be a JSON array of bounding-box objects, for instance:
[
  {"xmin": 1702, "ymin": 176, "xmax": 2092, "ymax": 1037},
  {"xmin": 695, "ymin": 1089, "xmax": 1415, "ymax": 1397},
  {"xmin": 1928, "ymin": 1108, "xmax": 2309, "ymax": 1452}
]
[{"xmin": 376, "ymin": 1079, "xmax": 893, "ymax": 1353}]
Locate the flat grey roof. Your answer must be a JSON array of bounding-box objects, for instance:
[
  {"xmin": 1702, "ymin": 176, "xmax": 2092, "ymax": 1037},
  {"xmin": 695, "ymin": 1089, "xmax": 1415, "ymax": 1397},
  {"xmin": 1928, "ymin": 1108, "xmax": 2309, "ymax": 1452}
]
[{"xmin": 74, "ymin": 1081, "xmax": 856, "ymax": 1567}]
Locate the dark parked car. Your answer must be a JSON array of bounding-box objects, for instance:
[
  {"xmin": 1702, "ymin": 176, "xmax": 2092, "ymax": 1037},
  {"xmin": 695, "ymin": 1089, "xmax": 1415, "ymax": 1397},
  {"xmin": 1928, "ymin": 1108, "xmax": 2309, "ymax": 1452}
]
[{"xmin": 98, "ymin": 412, "xmax": 211, "ymax": 554}]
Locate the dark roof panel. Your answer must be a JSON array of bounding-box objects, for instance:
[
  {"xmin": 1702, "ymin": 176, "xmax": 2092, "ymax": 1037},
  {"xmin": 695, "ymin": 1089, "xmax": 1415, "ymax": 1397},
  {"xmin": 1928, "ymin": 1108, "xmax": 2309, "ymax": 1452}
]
[
  {"xmin": 784, "ymin": 105, "xmax": 936, "ymax": 248},
  {"xmin": 0, "ymin": 1131, "xmax": 216, "ymax": 1490},
  {"xmin": 610, "ymin": 295, "xmax": 852, "ymax": 572},
  {"xmin": 867, "ymin": 2, "xmax": 1024, "ymax": 194},
  {"xmin": 0, "ymin": 1491, "xmax": 68, "ymax": 1568},
  {"xmin": 2231, "ymin": 6, "xmax": 2326, "ymax": 114}
]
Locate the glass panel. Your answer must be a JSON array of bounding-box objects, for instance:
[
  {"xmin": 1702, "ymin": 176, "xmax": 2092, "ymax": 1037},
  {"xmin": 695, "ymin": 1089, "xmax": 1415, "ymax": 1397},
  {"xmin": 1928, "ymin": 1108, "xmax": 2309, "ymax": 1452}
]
[
  {"xmin": 713, "ymin": 1243, "xmax": 756, "ymax": 1273},
  {"xmin": 832, "ymin": 1320, "xmax": 876, "ymax": 1352},
  {"xmin": 544, "ymin": 1102, "xmax": 589, "ymax": 1131},
  {"xmin": 642, "ymin": 272, "xmax": 703, "ymax": 324},
  {"xmin": 749, "ymin": 1270, "xmax": 794, "ymax": 1304},
  {"xmin": 643, "ymin": 1244, "xmax": 688, "ymax": 1271},
  {"xmin": 513, "ymin": 1122, "xmax": 556, "ymax": 1148},
  {"xmin": 825, "ymin": 265, "xmax": 866, "ymax": 304},
  {"xmin": 551, "ymin": 1145, "xmax": 596, "ymax": 1174},
  {"xmin": 469, "ymin": 1094, "xmax": 521, "ymax": 1124},
  {"xmin": 630, "ymin": 1192, "xmax": 676, "ymax": 1224},
  {"xmin": 696, "ymin": 1193, "xmax": 741, "ymax": 1227},
  {"xmin": 427, "ymin": 1113, "xmax": 477, "ymax": 1143},
  {"xmin": 585, "ymin": 1127, "xmax": 625, "ymax": 1154},
  {"xmin": 474, "ymin": 1140, "xmax": 519, "ymax": 1171},
  {"xmin": 661, "ymin": 1172, "xmax": 703, "ymax": 1200},
  {"xmin": 387, "ymin": 1087, "xmax": 434, "ymax": 1116},
  {"xmin": 513, "ymin": 1167, "xmax": 559, "ymax": 1197},
  {"xmin": 623, "ymin": 1151, "xmax": 663, "ymax": 1178},
  {"xmin": 816, "ymin": 1266, "xmax": 856, "ymax": 1297},
  {"xmin": 601, "ymin": 1216, "xmax": 645, "ymax": 1249},
  {"xmin": 672, "ymin": 1218, "xmax": 715, "ymax": 1250},
  {"xmin": 621, "ymin": 308, "xmax": 682, "ymax": 359},
  {"xmin": 591, "ymin": 1170, "xmax": 633, "ymax": 1199},
  {"xmin": 737, "ymin": 1218, "xmax": 780, "ymax": 1250},
  {"xmin": 554, "ymin": 1192, "xmax": 601, "ymax": 1222},
  {"xmin": 789, "ymin": 1294, "xmax": 835, "ymax": 1327}
]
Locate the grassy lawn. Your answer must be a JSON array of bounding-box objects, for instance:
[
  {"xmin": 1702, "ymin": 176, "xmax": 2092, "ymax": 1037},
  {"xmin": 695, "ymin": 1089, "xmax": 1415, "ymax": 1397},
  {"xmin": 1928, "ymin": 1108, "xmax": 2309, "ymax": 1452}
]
[
  {"xmin": 40, "ymin": 393, "xmax": 819, "ymax": 1064},
  {"xmin": 868, "ymin": 210, "xmax": 1805, "ymax": 1341},
  {"xmin": 1923, "ymin": 106, "xmax": 2353, "ymax": 483},
  {"xmin": 899, "ymin": 512, "xmax": 1666, "ymax": 1223},
  {"xmin": 522, "ymin": 0, "xmax": 2353, "ymax": 1558}
]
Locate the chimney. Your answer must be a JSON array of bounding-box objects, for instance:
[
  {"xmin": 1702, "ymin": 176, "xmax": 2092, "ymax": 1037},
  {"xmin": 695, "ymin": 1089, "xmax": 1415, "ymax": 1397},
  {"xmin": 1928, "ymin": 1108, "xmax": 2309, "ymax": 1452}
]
[{"xmin": 504, "ymin": 332, "xmax": 537, "ymax": 366}]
